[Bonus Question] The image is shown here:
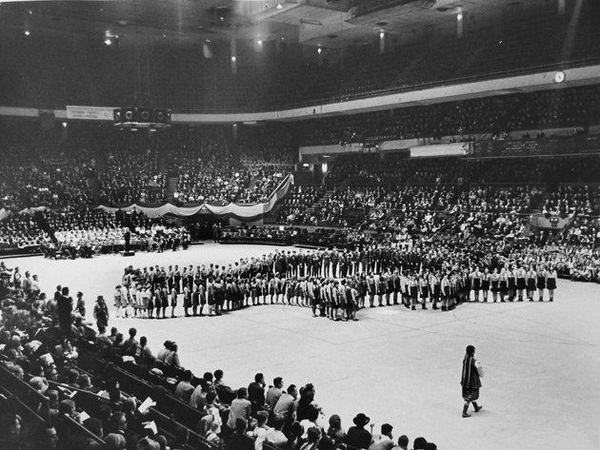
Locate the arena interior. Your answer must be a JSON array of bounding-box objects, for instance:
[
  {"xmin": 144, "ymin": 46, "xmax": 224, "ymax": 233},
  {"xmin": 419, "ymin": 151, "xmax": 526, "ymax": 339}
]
[{"xmin": 1, "ymin": 1, "xmax": 599, "ymax": 450}]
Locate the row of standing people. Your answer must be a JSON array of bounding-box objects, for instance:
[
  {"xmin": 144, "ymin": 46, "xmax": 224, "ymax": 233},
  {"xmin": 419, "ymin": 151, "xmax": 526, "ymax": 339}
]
[{"xmin": 115, "ymin": 260, "xmax": 558, "ymax": 320}]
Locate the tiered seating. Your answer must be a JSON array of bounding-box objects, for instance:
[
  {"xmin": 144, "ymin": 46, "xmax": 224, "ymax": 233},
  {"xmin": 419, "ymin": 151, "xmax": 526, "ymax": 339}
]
[
  {"xmin": 0, "ymin": 267, "xmax": 442, "ymax": 450},
  {"xmin": 562, "ymin": 217, "xmax": 600, "ymax": 246},
  {"xmin": 170, "ymin": 149, "xmax": 290, "ymax": 205},
  {"xmin": 0, "ymin": 124, "xmax": 295, "ymax": 210},
  {"xmin": 276, "ymin": 185, "xmax": 325, "ymax": 225},
  {"xmin": 99, "ymin": 148, "xmax": 166, "ymax": 206},
  {"xmin": 299, "ymin": 85, "xmax": 600, "ymax": 146},
  {"xmin": 0, "ymin": 150, "xmax": 94, "ymax": 210},
  {"xmin": 304, "ymin": 184, "xmax": 539, "ymax": 230},
  {"xmin": 541, "ymin": 185, "xmax": 599, "ymax": 217},
  {"xmin": 0, "ymin": 214, "xmax": 50, "ymax": 256}
]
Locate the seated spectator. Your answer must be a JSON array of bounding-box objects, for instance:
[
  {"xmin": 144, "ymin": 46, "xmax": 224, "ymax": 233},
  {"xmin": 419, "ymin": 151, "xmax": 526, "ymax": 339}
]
[
  {"xmin": 413, "ymin": 437, "xmax": 428, "ymax": 450},
  {"xmin": 156, "ymin": 340, "xmax": 180, "ymax": 368},
  {"xmin": 226, "ymin": 418, "xmax": 254, "ymax": 450},
  {"xmin": 134, "ymin": 336, "xmax": 156, "ymax": 365},
  {"xmin": 248, "ymin": 372, "xmax": 266, "ymax": 412},
  {"xmin": 265, "ymin": 376, "xmax": 284, "ymax": 411},
  {"xmin": 395, "ymin": 435, "xmax": 410, "ymax": 450},
  {"xmin": 252, "ymin": 410, "xmax": 271, "ymax": 450},
  {"xmin": 265, "ymin": 415, "xmax": 288, "ymax": 449},
  {"xmin": 347, "ymin": 413, "xmax": 372, "ymax": 450},
  {"xmin": 227, "ymin": 388, "xmax": 252, "ymax": 430},
  {"xmin": 174, "ymin": 369, "xmax": 195, "ymax": 402},
  {"xmin": 370, "ymin": 423, "xmax": 395, "ymax": 450},
  {"xmin": 274, "ymin": 384, "xmax": 298, "ymax": 427}
]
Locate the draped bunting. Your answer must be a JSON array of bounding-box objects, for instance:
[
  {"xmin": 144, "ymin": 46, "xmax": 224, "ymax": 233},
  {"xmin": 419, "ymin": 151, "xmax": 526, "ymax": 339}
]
[
  {"xmin": 529, "ymin": 212, "xmax": 576, "ymax": 230},
  {"xmin": 96, "ymin": 174, "xmax": 293, "ymax": 221}
]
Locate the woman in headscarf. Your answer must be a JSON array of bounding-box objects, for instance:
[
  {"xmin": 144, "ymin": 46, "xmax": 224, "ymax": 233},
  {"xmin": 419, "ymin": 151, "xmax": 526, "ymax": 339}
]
[{"xmin": 461, "ymin": 344, "xmax": 483, "ymax": 418}]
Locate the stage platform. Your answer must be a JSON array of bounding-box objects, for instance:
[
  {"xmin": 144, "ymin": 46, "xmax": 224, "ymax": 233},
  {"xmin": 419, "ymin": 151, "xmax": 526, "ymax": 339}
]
[{"xmin": 3, "ymin": 243, "xmax": 600, "ymax": 450}]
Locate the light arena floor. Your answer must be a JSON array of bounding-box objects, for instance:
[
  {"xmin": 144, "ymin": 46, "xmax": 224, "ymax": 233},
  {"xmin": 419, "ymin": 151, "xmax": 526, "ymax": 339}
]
[{"xmin": 4, "ymin": 243, "xmax": 600, "ymax": 450}]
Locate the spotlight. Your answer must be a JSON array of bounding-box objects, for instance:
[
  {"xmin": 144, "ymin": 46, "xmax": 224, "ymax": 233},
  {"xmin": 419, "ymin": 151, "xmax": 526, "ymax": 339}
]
[
  {"xmin": 276, "ymin": 2, "xmax": 283, "ymax": 9},
  {"xmin": 24, "ymin": 30, "xmax": 31, "ymax": 36},
  {"xmin": 456, "ymin": 8, "xmax": 463, "ymax": 21},
  {"xmin": 317, "ymin": 47, "xmax": 322, "ymax": 54},
  {"xmin": 231, "ymin": 56, "xmax": 237, "ymax": 62},
  {"xmin": 257, "ymin": 39, "xmax": 263, "ymax": 46},
  {"xmin": 62, "ymin": 122, "xmax": 67, "ymax": 128},
  {"xmin": 379, "ymin": 30, "xmax": 385, "ymax": 39},
  {"xmin": 104, "ymin": 38, "xmax": 112, "ymax": 46}
]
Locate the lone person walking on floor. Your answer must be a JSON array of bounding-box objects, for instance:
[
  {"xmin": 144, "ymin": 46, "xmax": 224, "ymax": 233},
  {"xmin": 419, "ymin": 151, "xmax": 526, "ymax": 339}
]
[{"xmin": 461, "ymin": 344, "xmax": 483, "ymax": 417}]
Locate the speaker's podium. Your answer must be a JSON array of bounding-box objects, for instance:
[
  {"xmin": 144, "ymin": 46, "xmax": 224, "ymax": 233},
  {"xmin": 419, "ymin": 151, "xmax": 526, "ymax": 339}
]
[{"xmin": 121, "ymin": 250, "xmax": 136, "ymax": 257}]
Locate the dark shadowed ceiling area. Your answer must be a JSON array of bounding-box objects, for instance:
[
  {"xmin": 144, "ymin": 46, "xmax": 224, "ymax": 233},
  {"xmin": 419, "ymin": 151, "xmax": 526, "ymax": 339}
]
[{"xmin": 0, "ymin": 0, "xmax": 567, "ymax": 49}]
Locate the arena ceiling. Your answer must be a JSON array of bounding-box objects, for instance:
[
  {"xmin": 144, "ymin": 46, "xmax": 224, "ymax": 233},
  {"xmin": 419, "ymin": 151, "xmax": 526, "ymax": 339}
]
[{"xmin": 0, "ymin": 0, "xmax": 566, "ymax": 49}]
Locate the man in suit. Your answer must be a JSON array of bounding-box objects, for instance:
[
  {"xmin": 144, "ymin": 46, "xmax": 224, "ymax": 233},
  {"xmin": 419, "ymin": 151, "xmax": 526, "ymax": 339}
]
[
  {"xmin": 57, "ymin": 286, "xmax": 73, "ymax": 338},
  {"xmin": 248, "ymin": 373, "xmax": 266, "ymax": 413}
]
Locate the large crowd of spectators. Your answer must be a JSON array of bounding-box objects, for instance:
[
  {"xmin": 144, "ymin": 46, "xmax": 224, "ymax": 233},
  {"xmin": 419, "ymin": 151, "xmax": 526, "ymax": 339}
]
[
  {"xmin": 0, "ymin": 214, "xmax": 51, "ymax": 256},
  {"xmin": 541, "ymin": 185, "xmax": 599, "ymax": 217},
  {"xmin": 267, "ymin": 152, "xmax": 600, "ymax": 282},
  {"xmin": 298, "ymin": 85, "xmax": 600, "ymax": 146},
  {"xmin": 2, "ymin": 84, "xmax": 600, "ymax": 214},
  {"xmin": 0, "ymin": 125, "xmax": 295, "ymax": 211},
  {"xmin": 300, "ymin": 185, "xmax": 541, "ymax": 229},
  {"xmin": 324, "ymin": 154, "xmax": 600, "ymax": 188},
  {"xmin": 99, "ymin": 148, "xmax": 165, "ymax": 206},
  {"xmin": 276, "ymin": 186, "xmax": 326, "ymax": 225},
  {"xmin": 277, "ymin": 154, "xmax": 600, "ymax": 231},
  {"xmin": 0, "ymin": 262, "xmax": 442, "ymax": 450},
  {"xmin": 170, "ymin": 148, "xmax": 290, "ymax": 205},
  {"xmin": 0, "ymin": 148, "xmax": 95, "ymax": 211}
]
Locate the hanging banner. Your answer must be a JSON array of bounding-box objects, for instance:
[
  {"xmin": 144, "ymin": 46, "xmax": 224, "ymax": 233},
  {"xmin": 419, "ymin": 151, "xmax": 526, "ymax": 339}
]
[
  {"xmin": 410, "ymin": 142, "xmax": 471, "ymax": 158},
  {"xmin": 96, "ymin": 174, "xmax": 293, "ymax": 221},
  {"xmin": 66, "ymin": 105, "xmax": 115, "ymax": 121}
]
